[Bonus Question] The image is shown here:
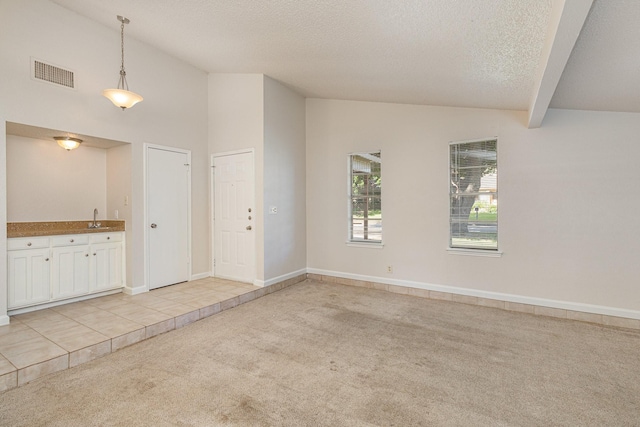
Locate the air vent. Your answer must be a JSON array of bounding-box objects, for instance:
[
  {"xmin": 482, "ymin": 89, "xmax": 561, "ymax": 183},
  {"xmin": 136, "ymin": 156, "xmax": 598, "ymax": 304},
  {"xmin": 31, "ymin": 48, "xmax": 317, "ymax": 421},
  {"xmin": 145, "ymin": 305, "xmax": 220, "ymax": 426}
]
[{"xmin": 31, "ymin": 58, "xmax": 75, "ymax": 89}]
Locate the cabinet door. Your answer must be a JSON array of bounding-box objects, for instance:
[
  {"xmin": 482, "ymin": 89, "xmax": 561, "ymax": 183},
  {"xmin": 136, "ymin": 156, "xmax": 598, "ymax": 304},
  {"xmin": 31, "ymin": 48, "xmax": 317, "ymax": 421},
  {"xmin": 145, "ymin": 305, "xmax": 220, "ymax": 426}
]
[
  {"xmin": 7, "ymin": 249, "xmax": 51, "ymax": 309},
  {"xmin": 51, "ymin": 245, "xmax": 90, "ymax": 300},
  {"xmin": 91, "ymin": 242, "xmax": 123, "ymax": 292}
]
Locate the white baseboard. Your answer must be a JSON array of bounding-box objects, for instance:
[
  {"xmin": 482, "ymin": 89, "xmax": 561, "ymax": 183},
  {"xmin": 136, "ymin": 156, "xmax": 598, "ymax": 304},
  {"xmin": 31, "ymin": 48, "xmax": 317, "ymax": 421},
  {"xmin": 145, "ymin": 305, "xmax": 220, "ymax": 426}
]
[
  {"xmin": 0, "ymin": 314, "xmax": 9, "ymax": 326},
  {"xmin": 191, "ymin": 272, "xmax": 211, "ymax": 281},
  {"xmin": 254, "ymin": 268, "xmax": 307, "ymax": 288},
  {"xmin": 307, "ymin": 268, "xmax": 640, "ymax": 321},
  {"xmin": 124, "ymin": 285, "xmax": 147, "ymax": 296}
]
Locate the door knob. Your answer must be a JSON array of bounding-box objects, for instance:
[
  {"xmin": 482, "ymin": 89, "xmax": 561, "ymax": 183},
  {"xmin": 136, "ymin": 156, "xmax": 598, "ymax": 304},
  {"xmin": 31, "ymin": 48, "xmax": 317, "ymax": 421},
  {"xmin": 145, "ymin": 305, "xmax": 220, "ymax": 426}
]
[
  {"xmin": 246, "ymin": 225, "xmax": 252, "ymax": 230},
  {"xmin": 150, "ymin": 223, "xmax": 157, "ymax": 228}
]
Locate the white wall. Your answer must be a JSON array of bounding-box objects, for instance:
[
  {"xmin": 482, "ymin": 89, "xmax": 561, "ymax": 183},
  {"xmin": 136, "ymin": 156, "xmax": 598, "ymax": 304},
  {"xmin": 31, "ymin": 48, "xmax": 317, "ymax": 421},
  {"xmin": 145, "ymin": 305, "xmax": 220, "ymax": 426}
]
[
  {"xmin": 208, "ymin": 74, "xmax": 265, "ymax": 281},
  {"xmin": 0, "ymin": 120, "xmax": 6, "ymax": 323},
  {"xmin": 0, "ymin": 0, "xmax": 209, "ymax": 314},
  {"xmin": 208, "ymin": 74, "xmax": 307, "ymax": 284},
  {"xmin": 263, "ymin": 77, "xmax": 307, "ymax": 280},
  {"xmin": 6, "ymin": 135, "xmax": 107, "ymax": 221},
  {"xmin": 208, "ymin": 74, "xmax": 265, "ymax": 155},
  {"xmin": 306, "ymin": 99, "xmax": 640, "ymax": 315},
  {"xmin": 106, "ymin": 144, "xmax": 133, "ymax": 286}
]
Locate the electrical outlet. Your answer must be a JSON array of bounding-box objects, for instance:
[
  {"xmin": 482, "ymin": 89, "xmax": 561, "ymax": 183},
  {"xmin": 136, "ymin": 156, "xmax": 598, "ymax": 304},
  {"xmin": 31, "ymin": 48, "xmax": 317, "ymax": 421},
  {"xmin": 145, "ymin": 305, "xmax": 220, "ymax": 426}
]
[
  {"xmin": 269, "ymin": 206, "xmax": 278, "ymax": 214},
  {"xmin": 387, "ymin": 265, "xmax": 393, "ymax": 273}
]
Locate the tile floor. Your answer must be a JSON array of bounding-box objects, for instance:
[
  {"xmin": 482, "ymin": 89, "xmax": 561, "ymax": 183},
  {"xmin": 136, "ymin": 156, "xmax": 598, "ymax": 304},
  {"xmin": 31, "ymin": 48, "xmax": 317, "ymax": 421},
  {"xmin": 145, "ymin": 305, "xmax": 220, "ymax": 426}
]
[{"xmin": 0, "ymin": 277, "xmax": 264, "ymax": 392}]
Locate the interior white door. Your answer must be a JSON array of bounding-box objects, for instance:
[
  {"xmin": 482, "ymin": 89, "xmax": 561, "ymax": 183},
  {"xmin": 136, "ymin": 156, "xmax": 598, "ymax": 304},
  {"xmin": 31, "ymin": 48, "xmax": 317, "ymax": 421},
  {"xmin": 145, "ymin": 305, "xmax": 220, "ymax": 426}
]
[
  {"xmin": 213, "ymin": 152, "xmax": 255, "ymax": 283},
  {"xmin": 148, "ymin": 146, "xmax": 190, "ymax": 290}
]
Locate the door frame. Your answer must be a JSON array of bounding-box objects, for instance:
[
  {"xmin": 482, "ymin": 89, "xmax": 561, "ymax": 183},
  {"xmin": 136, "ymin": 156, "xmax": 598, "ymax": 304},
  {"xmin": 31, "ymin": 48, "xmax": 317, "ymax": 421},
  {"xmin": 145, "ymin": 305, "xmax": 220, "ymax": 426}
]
[
  {"xmin": 144, "ymin": 143, "xmax": 192, "ymax": 292},
  {"xmin": 210, "ymin": 148, "xmax": 256, "ymax": 283}
]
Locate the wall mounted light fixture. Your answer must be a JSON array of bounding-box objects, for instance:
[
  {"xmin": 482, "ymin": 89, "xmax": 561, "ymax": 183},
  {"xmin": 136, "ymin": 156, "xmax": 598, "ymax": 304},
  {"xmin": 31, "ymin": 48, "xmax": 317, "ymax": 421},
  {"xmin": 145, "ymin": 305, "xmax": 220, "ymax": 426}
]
[
  {"xmin": 54, "ymin": 136, "xmax": 83, "ymax": 151},
  {"xmin": 102, "ymin": 15, "xmax": 143, "ymax": 110}
]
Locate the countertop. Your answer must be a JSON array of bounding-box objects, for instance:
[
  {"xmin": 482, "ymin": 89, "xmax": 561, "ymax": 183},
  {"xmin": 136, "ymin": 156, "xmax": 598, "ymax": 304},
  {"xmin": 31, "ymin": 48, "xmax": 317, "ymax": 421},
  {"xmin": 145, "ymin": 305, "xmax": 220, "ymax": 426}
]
[{"xmin": 7, "ymin": 220, "xmax": 126, "ymax": 238}]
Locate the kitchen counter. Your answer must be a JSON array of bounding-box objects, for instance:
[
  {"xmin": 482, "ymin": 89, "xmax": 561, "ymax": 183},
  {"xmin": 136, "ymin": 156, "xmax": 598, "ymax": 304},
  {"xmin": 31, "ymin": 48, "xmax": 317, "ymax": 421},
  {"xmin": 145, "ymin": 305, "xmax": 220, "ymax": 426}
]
[{"xmin": 7, "ymin": 220, "xmax": 125, "ymax": 238}]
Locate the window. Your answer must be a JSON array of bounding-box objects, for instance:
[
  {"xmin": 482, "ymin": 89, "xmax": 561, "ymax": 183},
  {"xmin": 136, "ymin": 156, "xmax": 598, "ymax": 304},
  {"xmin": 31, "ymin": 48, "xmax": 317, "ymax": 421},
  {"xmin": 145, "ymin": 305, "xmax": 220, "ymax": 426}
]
[
  {"xmin": 348, "ymin": 151, "xmax": 382, "ymax": 244},
  {"xmin": 450, "ymin": 139, "xmax": 497, "ymax": 250}
]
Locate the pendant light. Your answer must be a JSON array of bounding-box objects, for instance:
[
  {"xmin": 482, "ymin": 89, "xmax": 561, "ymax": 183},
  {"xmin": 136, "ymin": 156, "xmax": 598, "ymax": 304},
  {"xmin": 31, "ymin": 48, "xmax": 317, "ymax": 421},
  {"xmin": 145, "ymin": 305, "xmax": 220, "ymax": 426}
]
[
  {"xmin": 102, "ymin": 15, "xmax": 143, "ymax": 110},
  {"xmin": 54, "ymin": 136, "xmax": 82, "ymax": 151}
]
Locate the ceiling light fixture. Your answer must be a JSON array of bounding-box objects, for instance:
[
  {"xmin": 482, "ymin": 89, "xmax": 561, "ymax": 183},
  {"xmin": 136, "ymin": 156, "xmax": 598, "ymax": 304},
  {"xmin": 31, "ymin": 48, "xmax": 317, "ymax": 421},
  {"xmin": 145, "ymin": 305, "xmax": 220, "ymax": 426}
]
[
  {"xmin": 102, "ymin": 15, "xmax": 143, "ymax": 110},
  {"xmin": 54, "ymin": 136, "xmax": 83, "ymax": 151}
]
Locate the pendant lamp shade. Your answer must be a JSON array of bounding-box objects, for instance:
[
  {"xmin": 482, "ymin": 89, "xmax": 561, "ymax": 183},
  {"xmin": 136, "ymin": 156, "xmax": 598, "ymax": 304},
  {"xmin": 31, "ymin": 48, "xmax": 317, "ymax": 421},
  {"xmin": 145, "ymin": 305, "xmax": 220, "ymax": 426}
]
[
  {"xmin": 102, "ymin": 88, "xmax": 143, "ymax": 110},
  {"xmin": 103, "ymin": 16, "xmax": 143, "ymax": 110}
]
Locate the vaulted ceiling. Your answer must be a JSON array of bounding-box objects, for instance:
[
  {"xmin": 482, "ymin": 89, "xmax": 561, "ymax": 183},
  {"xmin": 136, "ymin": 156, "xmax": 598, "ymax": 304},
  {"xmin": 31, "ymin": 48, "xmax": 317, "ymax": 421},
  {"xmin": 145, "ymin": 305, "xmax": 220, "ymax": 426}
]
[{"xmin": 51, "ymin": 0, "xmax": 640, "ymax": 127}]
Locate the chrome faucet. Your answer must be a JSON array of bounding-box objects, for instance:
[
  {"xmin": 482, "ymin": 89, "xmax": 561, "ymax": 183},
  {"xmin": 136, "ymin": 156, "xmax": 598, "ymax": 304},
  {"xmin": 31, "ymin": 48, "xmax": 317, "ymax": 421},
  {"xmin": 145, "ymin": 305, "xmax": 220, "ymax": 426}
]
[{"xmin": 88, "ymin": 208, "xmax": 101, "ymax": 228}]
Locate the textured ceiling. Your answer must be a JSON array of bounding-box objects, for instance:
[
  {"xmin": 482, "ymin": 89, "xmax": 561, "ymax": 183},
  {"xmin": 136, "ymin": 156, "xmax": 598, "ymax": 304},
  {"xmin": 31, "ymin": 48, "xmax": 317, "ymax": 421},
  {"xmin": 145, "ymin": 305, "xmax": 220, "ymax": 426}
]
[
  {"xmin": 51, "ymin": 0, "xmax": 552, "ymax": 111},
  {"xmin": 549, "ymin": 0, "xmax": 640, "ymax": 112},
  {"xmin": 48, "ymin": 0, "xmax": 638, "ymax": 114}
]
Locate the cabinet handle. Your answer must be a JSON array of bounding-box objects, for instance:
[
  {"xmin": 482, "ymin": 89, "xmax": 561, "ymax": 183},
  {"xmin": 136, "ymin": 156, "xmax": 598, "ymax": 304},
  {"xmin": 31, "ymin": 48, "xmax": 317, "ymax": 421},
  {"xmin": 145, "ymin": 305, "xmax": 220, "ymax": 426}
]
[
  {"xmin": 45, "ymin": 258, "xmax": 49, "ymax": 261},
  {"xmin": 70, "ymin": 239, "xmax": 74, "ymax": 243},
  {"xmin": 107, "ymin": 237, "xmax": 110, "ymax": 240},
  {"xmin": 27, "ymin": 242, "xmax": 32, "ymax": 247},
  {"xmin": 93, "ymin": 253, "xmax": 97, "ymax": 256},
  {"xmin": 85, "ymin": 254, "xmax": 89, "ymax": 257}
]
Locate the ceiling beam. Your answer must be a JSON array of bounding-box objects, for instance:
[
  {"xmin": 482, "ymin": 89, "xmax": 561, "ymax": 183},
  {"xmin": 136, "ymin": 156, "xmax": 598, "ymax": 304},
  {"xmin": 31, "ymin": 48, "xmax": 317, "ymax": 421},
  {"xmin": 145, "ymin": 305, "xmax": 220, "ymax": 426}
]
[{"xmin": 527, "ymin": 0, "xmax": 593, "ymax": 128}]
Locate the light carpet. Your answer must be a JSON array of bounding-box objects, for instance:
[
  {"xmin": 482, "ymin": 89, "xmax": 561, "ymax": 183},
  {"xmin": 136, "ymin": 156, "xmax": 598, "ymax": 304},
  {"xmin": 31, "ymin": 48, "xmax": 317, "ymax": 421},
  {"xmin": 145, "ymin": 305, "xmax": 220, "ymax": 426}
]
[{"xmin": 1, "ymin": 280, "xmax": 639, "ymax": 426}]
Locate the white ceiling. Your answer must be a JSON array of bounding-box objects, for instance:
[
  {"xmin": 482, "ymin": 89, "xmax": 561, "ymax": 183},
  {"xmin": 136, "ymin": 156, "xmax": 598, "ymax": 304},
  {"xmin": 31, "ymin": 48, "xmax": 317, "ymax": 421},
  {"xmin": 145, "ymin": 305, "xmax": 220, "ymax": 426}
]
[
  {"xmin": 6, "ymin": 122, "xmax": 127, "ymax": 149},
  {"xmin": 549, "ymin": 0, "xmax": 640, "ymax": 112},
  {"xmin": 49, "ymin": 0, "xmax": 640, "ymax": 125}
]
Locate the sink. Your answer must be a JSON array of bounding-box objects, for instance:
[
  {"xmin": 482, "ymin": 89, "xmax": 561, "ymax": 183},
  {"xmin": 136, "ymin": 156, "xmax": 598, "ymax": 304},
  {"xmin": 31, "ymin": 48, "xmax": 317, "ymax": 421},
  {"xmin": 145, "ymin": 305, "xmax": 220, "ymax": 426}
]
[{"xmin": 87, "ymin": 226, "xmax": 111, "ymax": 230}]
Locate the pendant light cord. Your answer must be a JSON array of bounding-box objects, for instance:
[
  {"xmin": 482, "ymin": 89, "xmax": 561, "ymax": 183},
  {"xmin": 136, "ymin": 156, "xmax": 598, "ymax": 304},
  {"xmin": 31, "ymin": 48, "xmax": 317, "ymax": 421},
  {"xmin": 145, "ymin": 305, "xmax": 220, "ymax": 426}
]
[
  {"xmin": 120, "ymin": 20, "xmax": 125, "ymax": 74},
  {"xmin": 118, "ymin": 17, "xmax": 129, "ymax": 91}
]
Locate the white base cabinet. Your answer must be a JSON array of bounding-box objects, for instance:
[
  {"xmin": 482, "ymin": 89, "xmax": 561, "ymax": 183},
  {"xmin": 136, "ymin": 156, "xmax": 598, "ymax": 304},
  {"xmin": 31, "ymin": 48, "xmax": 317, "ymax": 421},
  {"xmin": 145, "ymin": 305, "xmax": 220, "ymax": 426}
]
[
  {"xmin": 51, "ymin": 245, "xmax": 91, "ymax": 300},
  {"xmin": 7, "ymin": 232, "xmax": 125, "ymax": 310},
  {"xmin": 7, "ymin": 248, "xmax": 51, "ymax": 308},
  {"xmin": 91, "ymin": 240, "xmax": 123, "ymax": 292}
]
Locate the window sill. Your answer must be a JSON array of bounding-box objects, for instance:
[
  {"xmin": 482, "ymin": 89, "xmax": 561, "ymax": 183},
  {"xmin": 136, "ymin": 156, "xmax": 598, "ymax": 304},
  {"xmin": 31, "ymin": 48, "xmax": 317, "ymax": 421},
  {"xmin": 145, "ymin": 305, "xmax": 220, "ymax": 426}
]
[
  {"xmin": 346, "ymin": 242, "xmax": 384, "ymax": 249},
  {"xmin": 447, "ymin": 248, "xmax": 502, "ymax": 257}
]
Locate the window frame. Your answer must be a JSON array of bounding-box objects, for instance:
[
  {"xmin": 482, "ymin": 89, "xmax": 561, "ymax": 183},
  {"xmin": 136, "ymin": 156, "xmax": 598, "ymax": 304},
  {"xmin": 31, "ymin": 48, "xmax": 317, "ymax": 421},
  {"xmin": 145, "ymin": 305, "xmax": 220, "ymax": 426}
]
[
  {"xmin": 347, "ymin": 150, "xmax": 383, "ymax": 246},
  {"xmin": 448, "ymin": 138, "xmax": 499, "ymax": 252}
]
